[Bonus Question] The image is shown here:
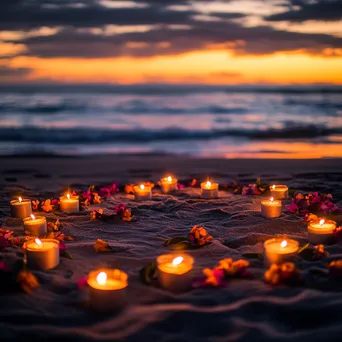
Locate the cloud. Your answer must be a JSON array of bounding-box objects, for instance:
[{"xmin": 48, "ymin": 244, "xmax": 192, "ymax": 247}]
[
  {"xmin": 1, "ymin": 0, "xmax": 342, "ymax": 62},
  {"xmin": 0, "ymin": 65, "xmax": 31, "ymax": 77},
  {"xmin": 266, "ymin": 0, "xmax": 342, "ymax": 22},
  {"xmin": 7, "ymin": 18, "xmax": 342, "ymax": 59},
  {"xmin": 0, "ymin": 0, "xmax": 196, "ymax": 30}
]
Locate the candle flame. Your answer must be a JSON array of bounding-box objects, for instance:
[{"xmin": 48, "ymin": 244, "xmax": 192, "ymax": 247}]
[
  {"xmin": 96, "ymin": 271, "xmax": 107, "ymax": 285},
  {"xmin": 272, "ymin": 185, "xmax": 276, "ymax": 190},
  {"xmin": 280, "ymin": 240, "xmax": 287, "ymax": 248},
  {"xmin": 206, "ymin": 181, "xmax": 211, "ymax": 188},
  {"xmin": 140, "ymin": 184, "xmax": 145, "ymax": 190},
  {"xmin": 167, "ymin": 176, "xmax": 172, "ymax": 182},
  {"xmin": 35, "ymin": 238, "xmax": 42, "ymax": 246},
  {"xmin": 320, "ymin": 219, "xmax": 325, "ymax": 226},
  {"xmin": 172, "ymin": 256, "xmax": 184, "ymax": 266},
  {"xmin": 270, "ymin": 197, "xmax": 274, "ymax": 203},
  {"xmin": 30, "ymin": 214, "xmax": 35, "ymax": 220},
  {"xmin": 18, "ymin": 197, "xmax": 22, "ymax": 203},
  {"xmin": 67, "ymin": 193, "xmax": 70, "ymax": 200}
]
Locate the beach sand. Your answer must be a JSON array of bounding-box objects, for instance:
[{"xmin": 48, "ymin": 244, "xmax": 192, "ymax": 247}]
[{"xmin": 1, "ymin": 155, "xmax": 342, "ymax": 341}]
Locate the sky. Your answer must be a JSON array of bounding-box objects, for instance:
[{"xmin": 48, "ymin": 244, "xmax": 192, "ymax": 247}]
[{"xmin": 1, "ymin": 0, "xmax": 342, "ymax": 85}]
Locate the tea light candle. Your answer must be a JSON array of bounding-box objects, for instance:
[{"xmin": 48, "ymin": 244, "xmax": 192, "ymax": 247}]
[
  {"xmin": 87, "ymin": 268, "xmax": 128, "ymax": 312},
  {"xmin": 261, "ymin": 197, "xmax": 282, "ymax": 218},
  {"xmin": 270, "ymin": 184, "xmax": 288, "ymax": 200},
  {"xmin": 60, "ymin": 193, "xmax": 79, "ymax": 213},
  {"xmin": 160, "ymin": 176, "xmax": 178, "ymax": 193},
  {"xmin": 23, "ymin": 214, "xmax": 47, "ymax": 236},
  {"xmin": 308, "ymin": 219, "xmax": 337, "ymax": 245},
  {"xmin": 25, "ymin": 238, "xmax": 60, "ymax": 270},
  {"xmin": 264, "ymin": 238, "xmax": 299, "ymax": 265},
  {"xmin": 10, "ymin": 197, "xmax": 32, "ymax": 219},
  {"xmin": 134, "ymin": 184, "xmax": 152, "ymax": 201},
  {"xmin": 157, "ymin": 254, "xmax": 194, "ymax": 292},
  {"xmin": 201, "ymin": 180, "xmax": 219, "ymax": 199}
]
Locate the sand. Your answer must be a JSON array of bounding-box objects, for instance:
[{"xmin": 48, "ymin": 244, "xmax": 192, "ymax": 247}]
[{"xmin": 1, "ymin": 155, "xmax": 342, "ymax": 341}]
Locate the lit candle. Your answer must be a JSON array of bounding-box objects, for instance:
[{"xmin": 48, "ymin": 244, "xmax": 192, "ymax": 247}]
[
  {"xmin": 133, "ymin": 184, "xmax": 152, "ymax": 201},
  {"xmin": 87, "ymin": 268, "xmax": 128, "ymax": 311},
  {"xmin": 308, "ymin": 218, "xmax": 337, "ymax": 245},
  {"xmin": 157, "ymin": 254, "xmax": 194, "ymax": 292},
  {"xmin": 10, "ymin": 197, "xmax": 32, "ymax": 219},
  {"xmin": 261, "ymin": 197, "xmax": 282, "ymax": 218},
  {"xmin": 23, "ymin": 214, "xmax": 47, "ymax": 236},
  {"xmin": 160, "ymin": 176, "xmax": 178, "ymax": 193},
  {"xmin": 60, "ymin": 193, "xmax": 79, "ymax": 213},
  {"xmin": 264, "ymin": 238, "xmax": 299, "ymax": 265},
  {"xmin": 25, "ymin": 238, "xmax": 60, "ymax": 270},
  {"xmin": 269, "ymin": 184, "xmax": 288, "ymax": 200},
  {"xmin": 200, "ymin": 180, "xmax": 219, "ymax": 199}
]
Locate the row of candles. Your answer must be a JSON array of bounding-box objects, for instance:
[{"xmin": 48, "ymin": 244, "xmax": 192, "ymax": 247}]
[{"xmin": 7, "ymin": 177, "xmax": 337, "ymax": 311}]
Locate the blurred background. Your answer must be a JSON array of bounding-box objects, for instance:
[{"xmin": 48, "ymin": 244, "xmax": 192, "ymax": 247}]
[{"xmin": 0, "ymin": 0, "xmax": 341, "ymax": 158}]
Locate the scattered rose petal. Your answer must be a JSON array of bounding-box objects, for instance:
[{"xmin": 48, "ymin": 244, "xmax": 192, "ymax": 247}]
[
  {"xmin": 94, "ymin": 238, "xmax": 113, "ymax": 253},
  {"xmin": 17, "ymin": 271, "xmax": 40, "ymax": 294}
]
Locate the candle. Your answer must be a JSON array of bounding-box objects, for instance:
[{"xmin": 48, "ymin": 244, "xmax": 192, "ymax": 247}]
[
  {"xmin": 157, "ymin": 254, "xmax": 194, "ymax": 292},
  {"xmin": 160, "ymin": 176, "xmax": 178, "ymax": 193},
  {"xmin": 270, "ymin": 184, "xmax": 288, "ymax": 200},
  {"xmin": 25, "ymin": 238, "xmax": 60, "ymax": 270},
  {"xmin": 87, "ymin": 268, "xmax": 128, "ymax": 312},
  {"xmin": 10, "ymin": 197, "xmax": 32, "ymax": 219},
  {"xmin": 23, "ymin": 214, "xmax": 47, "ymax": 236},
  {"xmin": 261, "ymin": 197, "xmax": 282, "ymax": 218},
  {"xmin": 264, "ymin": 238, "xmax": 299, "ymax": 265},
  {"xmin": 308, "ymin": 218, "xmax": 337, "ymax": 245},
  {"xmin": 133, "ymin": 184, "xmax": 152, "ymax": 201},
  {"xmin": 60, "ymin": 193, "xmax": 79, "ymax": 213},
  {"xmin": 201, "ymin": 180, "xmax": 219, "ymax": 199}
]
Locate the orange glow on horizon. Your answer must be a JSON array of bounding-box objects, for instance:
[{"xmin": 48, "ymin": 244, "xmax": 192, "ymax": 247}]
[{"xmin": 5, "ymin": 49, "xmax": 342, "ymax": 85}]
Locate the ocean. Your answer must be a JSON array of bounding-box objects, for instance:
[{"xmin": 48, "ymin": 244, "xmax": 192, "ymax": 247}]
[{"xmin": 0, "ymin": 84, "xmax": 341, "ymax": 158}]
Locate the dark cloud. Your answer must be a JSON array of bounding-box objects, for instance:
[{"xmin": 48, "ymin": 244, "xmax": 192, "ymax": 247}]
[
  {"xmin": 8, "ymin": 19, "xmax": 342, "ymax": 58},
  {"xmin": 266, "ymin": 0, "xmax": 342, "ymax": 22},
  {"xmin": 0, "ymin": 66, "xmax": 31, "ymax": 77},
  {"xmin": 0, "ymin": 0, "xmax": 196, "ymax": 30}
]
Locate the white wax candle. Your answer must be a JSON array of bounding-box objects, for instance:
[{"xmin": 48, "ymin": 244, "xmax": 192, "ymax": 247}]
[
  {"xmin": 157, "ymin": 254, "xmax": 194, "ymax": 292},
  {"xmin": 308, "ymin": 219, "xmax": 336, "ymax": 245},
  {"xmin": 270, "ymin": 185, "xmax": 288, "ymax": 200},
  {"xmin": 264, "ymin": 238, "xmax": 299, "ymax": 265},
  {"xmin": 60, "ymin": 194, "xmax": 79, "ymax": 213},
  {"xmin": 261, "ymin": 197, "xmax": 282, "ymax": 218},
  {"xmin": 201, "ymin": 181, "xmax": 219, "ymax": 199},
  {"xmin": 87, "ymin": 269, "xmax": 128, "ymax": 312},
  {"xmin": 23, "ymin": 214, "xmax": 47, "ymax": 236},
  {"xmin": 134, "ymin": 184, "xmax": 152, "ymax": 201},
  {"xmin": 10, "ymin": 197, "xmax": 32, "ymax": 219},
  {"xmin": 26, "ymin": 238, "xmax": 60, "ymax": 270},
  {"xmin": 160, "ymin": 176, "xmax": 178, "ymax": 193}
]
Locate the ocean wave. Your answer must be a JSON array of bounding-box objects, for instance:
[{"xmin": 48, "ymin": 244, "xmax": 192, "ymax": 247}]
[
  {"xmin": 1, "ymin": 124, "xmax": 341, "ymax": 143},
  {"xmin": 0, "ymin": 102, "xmax": 86, "ymax": 114},
  {"xmin": 1, "ymin": 84, "xmax": 342, "ymax": 94},
  {"xmin": 0, "ymin": 101, "xmax": 249, "ymax": 115}
]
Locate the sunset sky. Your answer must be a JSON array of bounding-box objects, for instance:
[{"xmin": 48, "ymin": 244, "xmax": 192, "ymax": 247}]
[{"xmin": 1, "ymin": 0, "xmax": 342, "ymax": 85}]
